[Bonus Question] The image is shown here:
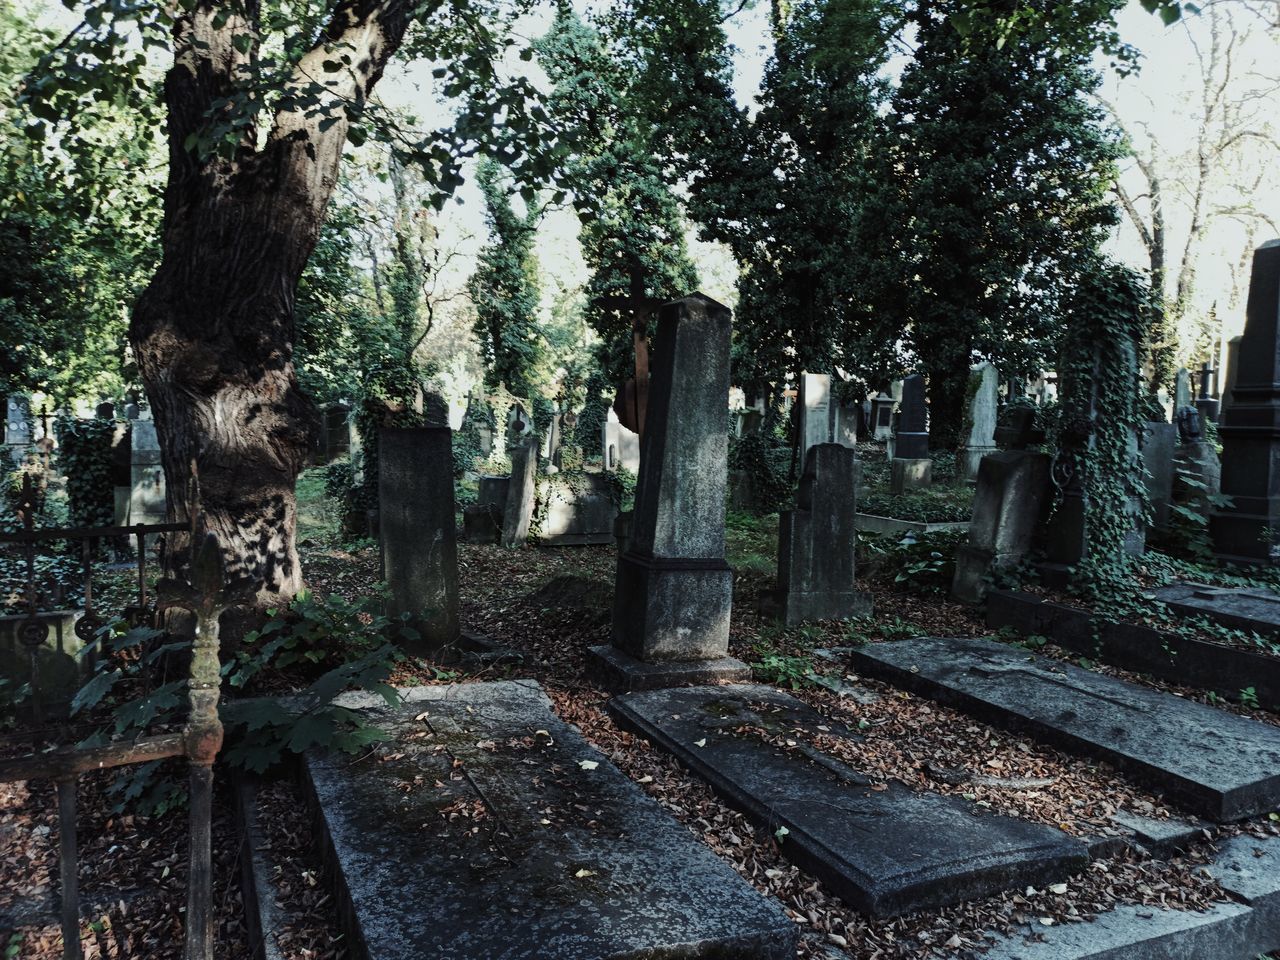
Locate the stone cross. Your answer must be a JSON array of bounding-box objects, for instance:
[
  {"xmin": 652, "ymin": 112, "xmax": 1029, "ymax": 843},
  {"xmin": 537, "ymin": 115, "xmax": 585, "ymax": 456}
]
[
  {"xmin": 591, "ymin": 294, "xmax": 748, "ymax": 690},
  {"xmin": 594, "ymin": 257, "xmax": 665, "ymax": 439},
  {"xmin": 1212, "ymin": 240, "xmax": 1280, "ymax": 562},
  {"xmin": 485, "ymin": 382, "xmax": 529, "ymax": 465}
]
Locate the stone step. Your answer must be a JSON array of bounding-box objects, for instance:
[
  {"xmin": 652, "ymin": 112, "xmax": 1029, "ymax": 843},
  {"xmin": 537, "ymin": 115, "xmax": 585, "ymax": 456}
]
[
  {"xmin": 608, "ymin": 684, "xmax": 1087, "ymax": 918},
  {"xmin": 848, "ymin": 636, "xmax": 1280, "ymax": 822},
  {"xmin": 979, "ymin": 835, "xmax": 1280, "ymax": 959},
  {"xmin": 303, "ymin": 681, "xmax": 796, "ymax": 960}
]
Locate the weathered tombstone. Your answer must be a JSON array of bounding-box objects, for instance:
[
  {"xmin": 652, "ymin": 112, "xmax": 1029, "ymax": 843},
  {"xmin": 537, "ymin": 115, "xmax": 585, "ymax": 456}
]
[
  {"xmin": 959, "ymin": 361, "xmax": 999, "ymax": 482},
  {"xmin": 1196, "ymin": 360, "xmax": 1220, "ymax": 423},
  {"xmin": 952, "ymin": 409, "xmax": 1051, "ymax": 604},
  {"xmin": 111, "ymin": 420, "xmax": 132, "ymax": 526},
  {"xmin": 1174, "ymin": 367, "xmax": 1193, "ymax": 412},
  {"xmin": 798, "ymin": 372, "xmax": 834, "ymax": 463},
  {"xmin": 870, "ymin": 392, "xmax": 896, "ymax": 442},
  {"xmin": 94, "ymin": 400, "xmax": 115, "ymax": 420},
  {"xmin": 591, "ymin": 294, "xmax": 747, "ymax": 689},
  {"xmin": 890, "ymin": 374, "xmax": 931, "ymax": 494},
  {"xmin": 770, "ymin": 444, "xmax": 870, "ymax": 624},
  {"xmin": 1213, "ymin": 241, "xmax": 1280, "ymax": 563},
  {"xmin": 1142, "ymin": 420, "xmax": 1178, "ymax": 531},
  {"xmin": 536, "ymin": 473, "xmax": 619, "ymax": 546},
  {"xmin": 500, "ymin": 437, "xmax": 537, "ymax": 549},
  {"xmin": 128, "ymin": 416, "xmax": 166, "ymax": 528},
  {"xmin": 461, "ymin": 474, "xmax": 509, "ymax": 544},
  {"xmin": 1219, "ymin": 335, "xmax": 1243, "ymax": 420},
  {"xmin": 542, "ymin": 402, "xmax": 562, "ymax": 468},
  {"xmin": 378, "ymin": 426, "xmax": 459, "ymax": 654},
  {"xmin": 1176, "ymin": 405, "xmax": 1222, "ymax": 502},
  {"xmin": 835, "ymin": 397, "xmax": 860, "ymax": 447},
  {"xmin": 603, "ymin": 407, "xmax": 640, "ymax": 473},
  {"xmin": 736, "ymin": 408, "xmax": 763, "ymax": 438},
  {"xmin": 5, "ymin": 394, "xmax": 32, "ymax": 446}
]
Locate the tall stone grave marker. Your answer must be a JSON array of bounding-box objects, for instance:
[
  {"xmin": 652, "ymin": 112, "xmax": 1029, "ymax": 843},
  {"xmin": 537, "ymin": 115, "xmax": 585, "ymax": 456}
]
[
  {"xmin": 870, "ymin": 392, "xmax": 895, "ymax": 441},
  {"xmin": 378, "ymin": 426, "xmax": 459, "ymax": 654},
  {"xmin": 591, "ymin": 294, "xmax": 748, "ymax": 689},
  {"xmin": 1213, "ymin": 241, "xmax": 1280, "ymax": 563},
  {"xmin": 890, "ymin": 374, "xmax": 931, "ymax": 493},
  {"xmin": 1219, "ymin": 335, "xmax": 1243, "ymax": 420},
  {"xmin": 952, "ymin": 409, "xmax": 1050, "ymax": 603},
  {"xmin": 129, "ymin": 415, "xmax": 167, "ymax": 528},
  {"xmin": 798, "ymin": 373, "xmax": 834, "ymax": 463},
  {"xmin": 1142, "ymin": 420, "xmax": 1178, "ymax": 531},
  {"xmin": 500, "ymin": 437, "xmax": 538, "ymax": 549},
  {"xmin": 771, "ymin": 444, "xmax": 871, "ymax": 624},
  {"xmin": 959, "ymin": 361, "xmax": 999, "ymax": 482},
  {"xmin": 1174, "ymin": 367, "xmax": 1193, "ymax": 412},
  {"xmin": 1195, "ymin": 360, "xmax": 1220, "ymax": 423}
]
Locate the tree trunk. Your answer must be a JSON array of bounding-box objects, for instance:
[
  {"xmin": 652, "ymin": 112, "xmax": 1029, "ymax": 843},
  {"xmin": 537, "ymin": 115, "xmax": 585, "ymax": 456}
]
[{"xmin": 924, "ymin": 355, "xmax": 971, "ymax": 452}]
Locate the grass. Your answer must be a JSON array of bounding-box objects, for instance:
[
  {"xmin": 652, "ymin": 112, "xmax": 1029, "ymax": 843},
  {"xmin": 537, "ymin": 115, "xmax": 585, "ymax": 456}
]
[{"xmin": 725, "ymin": 510, "xmax": 778, "ymax": 575}]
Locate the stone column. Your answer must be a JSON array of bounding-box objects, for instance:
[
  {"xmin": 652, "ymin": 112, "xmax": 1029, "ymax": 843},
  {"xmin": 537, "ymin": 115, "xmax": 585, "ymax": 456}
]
[
  {"xmin": 1219, "ymin": 335, "xmax": 1243, "ymax": 420},
  {"xmin": 772, "ymin": 444, "xmax": 870, "ymax": 624},
  {"xmin": 890, "ymin": 374, "xmax": 931, "ymax": 493},
  {"xmin": 378, "ymin": 426, "xmax": 459, "ymax": 655},
  {"xmin": 591, "ymin": 294, "xmax": 747, "ymax": 690},
  {"xmin": 1213, "ymin": 241, "xmax": 1280, "ymax": 562},
  {"xmin": 959, "ymin": 362, "xmax": 999, "ymax": 483}
]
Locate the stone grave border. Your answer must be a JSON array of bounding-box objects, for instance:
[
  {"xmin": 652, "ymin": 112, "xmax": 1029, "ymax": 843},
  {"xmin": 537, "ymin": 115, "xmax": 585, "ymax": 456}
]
[
  {"xmin": 853, "ymin": 513, "xmax": 969, "ymax": 536},
  {"xmin": 986, "ymin": 589, "xmax": 1280, "ymax": 711}
]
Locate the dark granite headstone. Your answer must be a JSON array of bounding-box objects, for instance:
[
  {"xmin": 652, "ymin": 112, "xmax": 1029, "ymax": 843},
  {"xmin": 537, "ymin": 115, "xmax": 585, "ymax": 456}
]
[
  {"xmin": 609, "ymin": 684, "xmax": 1087, "ymax": 917},
  {"xmin": 1213, "ymin": 240, "xmax": 1280, "ymax": 563},
  {"xmin": 894, "ymin": 373, "xmax": 928, "ymax": 459},
  {"xmin": 849, "ymin": 636, "xmax": 1280, "ymax": 821},
  {"xmin": 305, "ymin": 681, "xmax": 796, "ymax": 960},
  {"xmin": 772, "ymin": 443, "xmax": 870, "ymax": 624},
  {"xmin": 378, "ymin": 426, "xmax": 459, "ymax": 654},
  {"xmin": 462, "ymin": 474, "xmax": 508, "ymax": 544},
  {"xmin": 592, "ymin": 294, "xmax": 746, "ymax": 689}
]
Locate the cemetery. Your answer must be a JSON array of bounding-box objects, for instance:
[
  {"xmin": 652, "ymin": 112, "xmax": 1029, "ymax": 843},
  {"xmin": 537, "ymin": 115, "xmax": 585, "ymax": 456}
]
[{"xmin": 4, "ymin": 1, "xmax": 1280, "ymax": 959}]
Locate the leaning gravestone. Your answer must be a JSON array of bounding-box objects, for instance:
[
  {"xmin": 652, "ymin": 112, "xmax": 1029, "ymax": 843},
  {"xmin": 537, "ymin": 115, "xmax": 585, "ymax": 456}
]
[
  {"xmin": 378, "ymin": 426, "xmax": 459, "ymax": 655},
  {"xmin": 305, "ymin": 681, "xmax": 796, "ymax": 960},
  {"xmin": 590, "ymin": 294, "xmax": 748, "ymax": 690},
  {"xmin": 770, "ymin": 443, "xmax": 870, "ymax": 624},
  {"xmin": 952, "ymin": 409, "xmax": 1050, "ymax": 604},
  {"xmin": 1213, "ymin": 240, "xmax": 1280, "ymax": 563},
  {"xmin": 959, "ymin": 361, "xmax": 1000, "ymax": 482},
  {"xmin": 500, "ymin": 438, "xmax": 538, "ymax": 549},
  {"xmin": 890, "ymin": 374, "xmax": 931, "ymax": 493},
  {"xmin": 609, "ymin": 683, "xmax": 1086, "ymax": 917}
]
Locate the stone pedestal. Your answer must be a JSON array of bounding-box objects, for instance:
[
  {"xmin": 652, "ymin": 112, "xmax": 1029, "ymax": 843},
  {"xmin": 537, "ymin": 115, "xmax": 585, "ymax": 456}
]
[
  {"xmin": 378, "ymin": 427, "xmax": 459, "ymax": 655},
  {"xmin": 890, "ymin": 458, "xmax": 932, "ymax": 494},
  {"xmin": 771, "ymin": 444, "xmax": 871, "ymax": 625},
  {"xmin": 952, "ymin": 450, "xmax": 1050, "ymax": 604},
  {"xmin": 1213, "ymin": 241, "xmax": 1280, "ymax": 563},
  {"xmin": 591, "ymin": 294, "xmax": 747, "ymax": 690}
]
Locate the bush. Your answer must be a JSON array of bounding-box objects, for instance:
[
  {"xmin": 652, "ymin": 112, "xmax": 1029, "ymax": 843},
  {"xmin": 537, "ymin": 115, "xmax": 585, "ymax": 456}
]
[
  {"xmin": 861, "ymin": 528, "xmax": 968, "ymax": 594},
  {"xmin": 858, "ymin": 489, "xmax": 972, "ymax": 524},
  {"xmin": 728, "ymin": 434, "xmax": 792, "ymax": 515},
  {"xmin": 54, "ymin": 415, "xmax": 117, "ymax": 529}
]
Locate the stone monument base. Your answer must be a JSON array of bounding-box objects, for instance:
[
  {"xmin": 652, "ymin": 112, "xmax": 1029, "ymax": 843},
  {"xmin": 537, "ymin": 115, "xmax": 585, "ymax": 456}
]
[
  {"xmin": 612, "ymin": 552, "xmax": 733, "ymax": 661},
  {"xmin": 588, "ymin": 644, "xmax": 751, "ymax": 692},
  {"xmin": 890, "ymin": 457, "xmax": 932, "ymax": 494},
  {"xmin": 761, "ymin": 588, "xmax": 872, "ymax": 627}
]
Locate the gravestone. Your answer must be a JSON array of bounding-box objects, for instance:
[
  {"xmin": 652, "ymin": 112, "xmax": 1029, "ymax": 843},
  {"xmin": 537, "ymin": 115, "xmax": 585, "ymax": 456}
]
[
  {"xmin": 485, "ymin": 382, "xmax": 529, "ymax": 465},
  {"xmin": 5, "ymin": 395, "xmax": 31, "ymax": 447},
  {"xmin": 603, "ymin": 407, "xmax": 640, "ymax": 473},
  {"xmin": 850, "ymin": 636, "xmax": 1280, "ymax": 821},
  {"xmin": 500, "ymin": 438, "xmax": 537, "ymax": 549},
  {"xmin": 1176, "ymin": 405, "xmax": 1221, "ymax": 502},
  {"xmin": 94, "ymin": 400, "xmax": 115, "ymax": 420},
  {"xmin": 378, "ymin": 426, "xmax": 459, "ymax": 654},
  {"xmin": 1174, "ymin": 367, "xmax": 1193, "ymax": 412},
  {"xmin": 797, "ymin": 372, "xmax": 833, "ymax": 463},
  {"xmin": 128, "ymin": 417, "xmax": 166, "ymax": 527},
  {"xmin": 1213, "ymin": 246, "xmax": 1280, "ymax": 562},
  {"xmin": 770, "ymin": 443, "xmax": 870, "ymax": 624},
  {"xmin": 321, "ymin": 403, "xmax": 352, "ymax": 462},
  {"xmin": 305, "ymin": 682, "xmax": 796, "ymax": 960},
  {"xmin": 890, "ymin": 373, "xmax": 931, "ymax": 493},
  {"xmin": 536, "ymin": 472, "xmax": 618, "ymax": 546},
  {"xmin": 462, "ymin": 474, "xmax": 509, "ymax": 544},
  {"xmin": 1219, "ymin": 335, "xmax": 1243, "ymax": 420},
  {"xmin": 1142, "ymin": 420, "xmax": 1178, "ymax": 531},
  {"xmin": 609, "ymin": 684, "xmax": 1087, "ymax": 917},
  {"xmin": 870, "ymin": 392, "xmax": 895, "ymax": 441},
  {"xmin": 960, "ymin": 361, "xmax": 999, "ymax": 482},
  {"xmin": 1196, "ymin": 360, "xmax": 1220, "ymax": 423},
  {"xmin": 590, "ymin": 294, "xmax": 747, "ymax": 690},
  {"xmin": 952, "ymin": 411, "xmax": 1051, "ymax": 604}
]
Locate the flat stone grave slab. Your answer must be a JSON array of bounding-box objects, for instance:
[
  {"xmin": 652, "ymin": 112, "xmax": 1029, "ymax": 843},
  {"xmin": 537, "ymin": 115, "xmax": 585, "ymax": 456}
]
[
  {"xmin": 982, "ymin": 834, "xmax": 1280, "ymax": 959},
  {"xmin": 848, "ymin": 636, "xmax": 1280, "ymax": 822},
  {"xmin": 303, "ymin": 680, "xmax": 796, "ymax": 960},
  {"xmin": 608, "ymin": 684, "xmax": 1086, "ymax": 918},
  {"xmin": 1156, "ymin": 581, "xmax": 1280, "ymax": 637}
]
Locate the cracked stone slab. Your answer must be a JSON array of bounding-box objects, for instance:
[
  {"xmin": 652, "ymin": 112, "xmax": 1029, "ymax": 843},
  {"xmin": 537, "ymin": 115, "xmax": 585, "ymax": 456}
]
[
  {"xmin": 607, "ymin": 683, "xmax": 1086, "ymax": 918},
  {"xmin": 303, "ymin": 680, "xmax": 796, "ymax": 960},
  {"xmin": 848, "ymin": 636, "xmax": 1280, "ymax": 822}
]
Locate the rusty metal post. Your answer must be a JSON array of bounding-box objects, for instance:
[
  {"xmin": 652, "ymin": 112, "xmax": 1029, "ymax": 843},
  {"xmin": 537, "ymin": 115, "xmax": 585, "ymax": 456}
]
[{"xmin": 56, "ymin": 777, "xmax": 82, "ymax": 960}]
